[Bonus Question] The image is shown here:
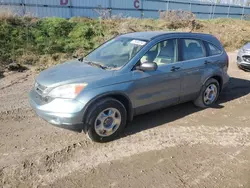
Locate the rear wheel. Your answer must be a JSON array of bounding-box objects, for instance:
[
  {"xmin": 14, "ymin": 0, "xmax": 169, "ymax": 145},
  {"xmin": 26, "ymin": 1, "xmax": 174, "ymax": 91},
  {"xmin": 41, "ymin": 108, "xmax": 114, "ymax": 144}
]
[
  {"xmin": 194, "ymin": 78, "xmax": 220, "ymax": 108},
  {"xmin": 86, "ymin": 98, "xmax": 127, "ymax": 142}
]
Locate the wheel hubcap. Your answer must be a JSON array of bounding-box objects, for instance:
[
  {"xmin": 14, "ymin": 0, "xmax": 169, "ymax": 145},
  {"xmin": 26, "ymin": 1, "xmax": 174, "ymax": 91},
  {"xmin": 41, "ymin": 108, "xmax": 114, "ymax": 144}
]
[
  {"xmin": 94, "ymin": 108, "xmax": 121, "ymax": 137},
  {"xmin": 204, "ymin": 84, "xmax": 218, "ymax": 105}
]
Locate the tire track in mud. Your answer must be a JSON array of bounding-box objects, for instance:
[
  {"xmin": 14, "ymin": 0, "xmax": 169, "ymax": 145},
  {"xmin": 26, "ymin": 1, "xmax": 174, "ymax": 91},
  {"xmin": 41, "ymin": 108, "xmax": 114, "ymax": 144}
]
[
  {"xmin": 0, "ymin": 71, "xmax": 34, "ymax": 123},
  {"xmin": 1, "ymin": 125, "xmax": 250, "ymax": 187},
  {"xmin": 0, "ymin": 73, "xmax": 31, "ymax": 91},
  {"xmin": 0, "ymin": 108, "xmax": 34, "ymax": 122}
]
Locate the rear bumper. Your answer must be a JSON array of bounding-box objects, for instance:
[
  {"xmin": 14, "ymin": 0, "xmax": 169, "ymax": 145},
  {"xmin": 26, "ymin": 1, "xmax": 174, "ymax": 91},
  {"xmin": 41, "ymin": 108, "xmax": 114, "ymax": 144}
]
[
  {"xmin": 29, "ymin": 89, "xmax": 85, "ymax": 132},
  {"xmin": 222, "ymin": 72, "xmax": 230, "ymax": 90}
]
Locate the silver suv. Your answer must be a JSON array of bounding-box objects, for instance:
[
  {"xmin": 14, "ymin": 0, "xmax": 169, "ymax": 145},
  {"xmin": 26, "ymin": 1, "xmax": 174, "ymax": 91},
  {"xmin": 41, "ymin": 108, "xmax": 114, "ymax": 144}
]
[
  {"xmin": 29, "ymin": 32, "xmax": 230, "ymax": 142},
  {"xmin": 237, "ymin": 42, "xmax": 250, "ymax": 71}
]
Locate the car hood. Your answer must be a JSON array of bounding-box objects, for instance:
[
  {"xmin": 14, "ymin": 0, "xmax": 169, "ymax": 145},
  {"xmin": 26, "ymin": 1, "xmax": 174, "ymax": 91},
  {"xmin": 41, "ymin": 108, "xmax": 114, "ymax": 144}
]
[
  {"xmin": 243, "ymin": 42, "xmax": 250, "ymax": 51},
  {"xmin": 36, "ymin": 60, "xmax": 114, "ymax": 87}
]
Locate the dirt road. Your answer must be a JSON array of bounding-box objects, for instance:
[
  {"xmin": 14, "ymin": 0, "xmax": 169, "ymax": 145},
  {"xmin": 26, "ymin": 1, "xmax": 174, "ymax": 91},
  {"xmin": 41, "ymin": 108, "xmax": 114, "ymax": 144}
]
[{"xmin": 1, "ymin": 52, "xmax": 250, "ymax": 188}]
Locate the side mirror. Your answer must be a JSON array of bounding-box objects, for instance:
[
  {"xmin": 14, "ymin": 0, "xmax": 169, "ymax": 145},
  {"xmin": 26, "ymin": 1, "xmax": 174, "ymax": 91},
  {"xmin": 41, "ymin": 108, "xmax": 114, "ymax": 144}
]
[{"xmin": 138, "ymin": 62, "xmax": 158, "ymax": 72}]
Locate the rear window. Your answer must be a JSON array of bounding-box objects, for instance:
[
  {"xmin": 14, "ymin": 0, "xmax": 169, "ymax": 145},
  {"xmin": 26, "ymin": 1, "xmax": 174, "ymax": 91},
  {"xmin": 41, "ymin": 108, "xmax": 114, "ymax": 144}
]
[{"xmin": 207, "ymin": 42, "xmax": 222, "ymax": 56}]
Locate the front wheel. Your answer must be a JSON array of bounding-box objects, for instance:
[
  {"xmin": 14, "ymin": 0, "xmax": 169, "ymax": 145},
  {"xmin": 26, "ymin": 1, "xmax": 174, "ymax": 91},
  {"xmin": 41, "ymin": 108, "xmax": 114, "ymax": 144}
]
[
  {"xmin": 194, "ymin": 78, "xmax": 220, "ymax": 108},
  {"xmin": 86, "ymin": 98, "xmax": 127, "ymax": 142}
]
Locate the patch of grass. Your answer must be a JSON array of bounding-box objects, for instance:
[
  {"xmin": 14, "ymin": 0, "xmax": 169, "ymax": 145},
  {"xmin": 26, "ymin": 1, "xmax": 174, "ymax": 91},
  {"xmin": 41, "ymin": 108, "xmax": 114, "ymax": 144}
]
[
  {"xmin": 35, "ymin": 53, "xmax": 71, "ymax": 71},
  {"xmin": 0, "ymin": 14, "xmax": 250, "ymax": 71},
  {"xmin": 197, "ymin": 18, "xmax": 250, "ymax": 51}
]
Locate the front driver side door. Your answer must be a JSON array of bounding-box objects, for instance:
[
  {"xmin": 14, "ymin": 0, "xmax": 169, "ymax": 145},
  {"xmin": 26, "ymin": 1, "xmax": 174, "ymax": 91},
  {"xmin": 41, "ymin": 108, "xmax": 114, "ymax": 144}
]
[{"xmin": 130, "ymin": 38, "xmax": 182, "ymax": 115}]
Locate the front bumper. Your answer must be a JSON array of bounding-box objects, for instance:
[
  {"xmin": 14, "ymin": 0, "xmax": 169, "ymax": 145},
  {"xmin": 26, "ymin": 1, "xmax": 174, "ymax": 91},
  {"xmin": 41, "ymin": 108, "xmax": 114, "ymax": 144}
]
[
  {"xmin": 29, "ymin": 89, "xmax": 85, "ymax": 132},
  {"xmin": 237, "ymin": 63, "xmax": 250, "ymax": 70},
  {"xmin": 237, "ymin": 51, "xmax": 250, "ymax": 70}
]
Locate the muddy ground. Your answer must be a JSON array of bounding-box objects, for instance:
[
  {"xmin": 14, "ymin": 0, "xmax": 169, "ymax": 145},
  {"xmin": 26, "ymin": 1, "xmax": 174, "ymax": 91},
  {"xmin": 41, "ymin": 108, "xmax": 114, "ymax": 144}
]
[{"xmin": 0, "ymin": 52, "xmax": 250, "ymax": 188}]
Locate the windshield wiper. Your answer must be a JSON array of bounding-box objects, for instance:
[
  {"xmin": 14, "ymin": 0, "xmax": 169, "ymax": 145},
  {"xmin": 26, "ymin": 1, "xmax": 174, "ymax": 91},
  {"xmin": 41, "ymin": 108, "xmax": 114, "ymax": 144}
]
[{"xmin": 83, "ymin": 60, "xmax": 108, "ymax": 70}]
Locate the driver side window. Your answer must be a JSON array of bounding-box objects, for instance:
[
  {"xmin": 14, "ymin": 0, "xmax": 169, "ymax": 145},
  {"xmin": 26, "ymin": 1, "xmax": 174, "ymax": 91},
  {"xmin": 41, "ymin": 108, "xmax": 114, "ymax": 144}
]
[{"xmin": 140, "ymin": 39, "xmax": 178, "ymax": 66}]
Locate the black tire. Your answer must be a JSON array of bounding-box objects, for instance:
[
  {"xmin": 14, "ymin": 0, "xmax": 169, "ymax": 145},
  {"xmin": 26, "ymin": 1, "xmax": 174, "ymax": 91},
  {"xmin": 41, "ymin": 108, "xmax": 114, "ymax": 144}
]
[
  {"xmin": 193, "ymin": 78, "xmax": 220, "ymax": 108},
  {"xmin": 86, "ymin": 98, "xmax": 127, "ymax": 143}
]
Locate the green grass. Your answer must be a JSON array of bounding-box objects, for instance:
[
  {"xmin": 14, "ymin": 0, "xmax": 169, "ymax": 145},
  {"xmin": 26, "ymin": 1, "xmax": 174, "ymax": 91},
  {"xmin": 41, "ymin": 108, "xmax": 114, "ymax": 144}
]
[{"xmin": 0, "ymin": 15, "xmax": 250, "ymax": 71}]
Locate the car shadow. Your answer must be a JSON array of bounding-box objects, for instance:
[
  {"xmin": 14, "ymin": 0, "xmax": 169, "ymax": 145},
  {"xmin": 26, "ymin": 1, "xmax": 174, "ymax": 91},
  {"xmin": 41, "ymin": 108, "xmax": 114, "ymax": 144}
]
[{"xmin": 122, "ymin": 77, "xmax": 250, "ymax": 137}]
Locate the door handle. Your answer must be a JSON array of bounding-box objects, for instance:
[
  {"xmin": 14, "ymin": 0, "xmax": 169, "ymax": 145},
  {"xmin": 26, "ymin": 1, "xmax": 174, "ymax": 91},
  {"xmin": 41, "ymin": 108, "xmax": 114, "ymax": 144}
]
[
  {"xmin": 204, "ymin": 60, "xmax": 211, "ymax": 64},
  {"xmin": 204, "ymin": 60, "xmax": 220, "ymax": 65},
  {"xmin": 204, "ymin": 60, "xmax": 215, "ymax": 65},
  {"xmin": 171, "ymin": 66, "xmax": 181, "ymax": 72}
]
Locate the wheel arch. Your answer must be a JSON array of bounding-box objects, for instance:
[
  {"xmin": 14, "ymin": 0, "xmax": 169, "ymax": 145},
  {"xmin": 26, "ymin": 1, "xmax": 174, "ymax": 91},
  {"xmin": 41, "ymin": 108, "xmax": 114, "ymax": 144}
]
[
  {"xmin": 82, "ymin": 92, "xmax": 134, "ymax": 128},
  {"xmin": 203, "ymin": 74, "xmax": 223, "ymax": 92}
]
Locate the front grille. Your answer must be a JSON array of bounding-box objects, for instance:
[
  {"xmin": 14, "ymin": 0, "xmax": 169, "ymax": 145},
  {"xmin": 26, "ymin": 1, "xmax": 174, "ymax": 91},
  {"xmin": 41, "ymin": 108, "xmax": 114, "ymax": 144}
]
[
  {"xmin": 34, "ymin": 82, "xmax": 47, "ymax": 96},
  {"xmin": 34, "ymin": 82, "xmax": 53, "ymax": 103},
  {"xmin": 243, "ymin": 56, "xmax": 250, "ymax": 63}
]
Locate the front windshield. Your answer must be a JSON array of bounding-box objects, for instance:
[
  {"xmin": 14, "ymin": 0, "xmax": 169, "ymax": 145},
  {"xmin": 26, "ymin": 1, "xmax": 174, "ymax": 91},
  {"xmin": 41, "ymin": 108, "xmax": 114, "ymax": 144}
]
[{"xmin": 84, "ymin": 37, "xmax": 147, "ymax": 69}]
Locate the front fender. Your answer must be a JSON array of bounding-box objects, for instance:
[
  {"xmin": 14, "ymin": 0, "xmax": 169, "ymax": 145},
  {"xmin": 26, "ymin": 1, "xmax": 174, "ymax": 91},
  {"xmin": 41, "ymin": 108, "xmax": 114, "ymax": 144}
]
[{"xmin": 76, "ymin": 81, "xmax": 134, "ymax": 124}]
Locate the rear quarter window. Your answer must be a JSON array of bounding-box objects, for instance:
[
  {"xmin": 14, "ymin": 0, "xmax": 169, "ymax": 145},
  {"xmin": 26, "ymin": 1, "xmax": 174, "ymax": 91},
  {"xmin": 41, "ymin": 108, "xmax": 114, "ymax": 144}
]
[{"xmin": 206, "ymin": 42, "xmax": 222, "ymax": 56}]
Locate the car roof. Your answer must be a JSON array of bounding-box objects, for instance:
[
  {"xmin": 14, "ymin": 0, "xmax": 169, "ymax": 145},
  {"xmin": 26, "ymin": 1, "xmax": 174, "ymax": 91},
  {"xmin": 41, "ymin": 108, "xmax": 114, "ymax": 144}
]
[{"xmin": 121, "ymin": 31, "xmax": 215, "ymax": 41}]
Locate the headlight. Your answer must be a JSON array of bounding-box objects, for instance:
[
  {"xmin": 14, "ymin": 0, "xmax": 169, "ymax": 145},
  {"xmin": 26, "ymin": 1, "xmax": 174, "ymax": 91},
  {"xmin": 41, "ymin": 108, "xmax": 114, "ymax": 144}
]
[{"xmin": 48, "ymin": 83, "xmax": 88, "ymax": 99}]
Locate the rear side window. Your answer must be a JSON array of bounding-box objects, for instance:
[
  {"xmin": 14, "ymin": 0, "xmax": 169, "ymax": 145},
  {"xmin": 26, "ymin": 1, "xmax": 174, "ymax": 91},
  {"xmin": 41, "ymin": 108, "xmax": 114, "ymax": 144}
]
[
  {"xmin": 207, "ymin": 42, "xmax": 222, "ymax": 56},
  {"xmin": 181, "ymin": 39, "xmax": 206, "ymax": 61}
]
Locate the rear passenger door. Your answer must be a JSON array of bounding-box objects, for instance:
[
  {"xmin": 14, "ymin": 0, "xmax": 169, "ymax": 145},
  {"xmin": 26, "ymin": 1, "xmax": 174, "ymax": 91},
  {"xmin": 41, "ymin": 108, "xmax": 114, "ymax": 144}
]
[{"xmin": 179, "ymin": 38, "xmax": 208, "ymax": 103}]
